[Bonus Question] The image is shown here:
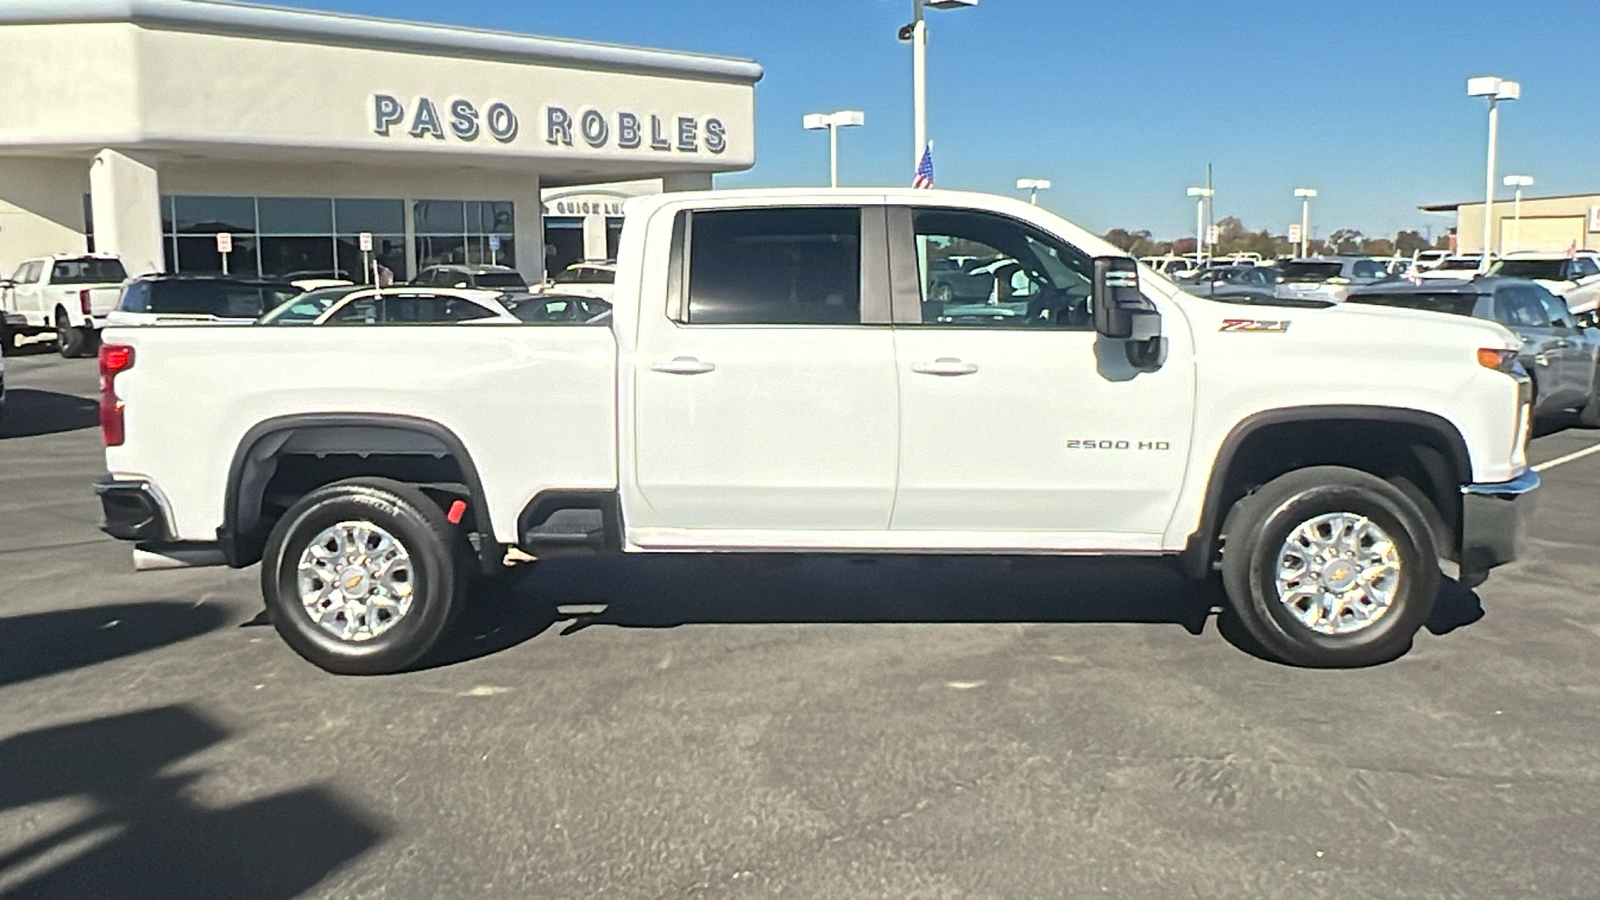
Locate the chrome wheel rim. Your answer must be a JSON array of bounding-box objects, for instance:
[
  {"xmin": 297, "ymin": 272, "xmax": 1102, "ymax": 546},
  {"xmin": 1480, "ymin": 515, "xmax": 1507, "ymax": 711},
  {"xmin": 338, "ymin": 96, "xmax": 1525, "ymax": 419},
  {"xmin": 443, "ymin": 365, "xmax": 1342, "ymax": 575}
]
[
  {"xmin": 296, "ymin": 521, "xmax": 415, "ymax": 642},
  {"xmin": 1274, "ymin": 512, "xmax": 1401, "ymax": 636}
]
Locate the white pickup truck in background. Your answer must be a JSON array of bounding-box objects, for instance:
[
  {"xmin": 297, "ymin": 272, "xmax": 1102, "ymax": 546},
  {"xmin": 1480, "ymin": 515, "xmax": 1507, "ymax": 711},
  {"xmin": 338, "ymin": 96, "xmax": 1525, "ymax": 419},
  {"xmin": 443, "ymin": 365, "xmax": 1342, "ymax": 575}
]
[
  {"xmin": 95, "ymin": 189, "xmax": 1539, "ymax": 675},
  {"xmin": 1, "ymin": 253, "xmax": 128, "ymax": 356}
]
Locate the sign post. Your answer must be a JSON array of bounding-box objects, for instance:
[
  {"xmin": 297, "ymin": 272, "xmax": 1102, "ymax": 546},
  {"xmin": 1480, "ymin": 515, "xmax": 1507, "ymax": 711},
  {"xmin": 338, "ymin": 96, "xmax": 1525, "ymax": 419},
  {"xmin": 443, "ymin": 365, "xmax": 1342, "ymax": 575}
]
[
  {"xmin": 489, "ymin": 233, "xmax": 501, "ymax": 267},
  {"xmin": 215, "ymin": 232, "xmax": 233, "ymax": 275},
  {"xmin": 1288, "ymin": 223, "xmax": 1303, "ymax": 248},
  {"xmin": 358, "ymin": 232, "xmax": 374, "ymax": 285}
]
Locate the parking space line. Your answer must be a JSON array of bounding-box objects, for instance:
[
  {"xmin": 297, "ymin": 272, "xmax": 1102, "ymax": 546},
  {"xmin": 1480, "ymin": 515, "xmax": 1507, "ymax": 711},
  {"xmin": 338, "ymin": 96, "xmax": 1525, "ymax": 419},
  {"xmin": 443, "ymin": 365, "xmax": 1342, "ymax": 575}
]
[{"xmin": 1532, "ymin": 442, "xmax": 1600, "ymax": 473}]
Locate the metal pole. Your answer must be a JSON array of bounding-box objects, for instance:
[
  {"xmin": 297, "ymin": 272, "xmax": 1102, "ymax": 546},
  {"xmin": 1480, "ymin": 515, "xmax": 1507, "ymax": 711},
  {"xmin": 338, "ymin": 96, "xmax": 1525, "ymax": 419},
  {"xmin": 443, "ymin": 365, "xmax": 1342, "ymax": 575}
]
[
  {"xmin": 1481, "ymin": 97, "xmax": 1499, "ymax": 271},
  {"xmin": 912, "ymin": 1, "xmax": 927, "ymax": 168},
  {"xmin": 829, "ymin": 123, "xmax": 839, "ymax": 189},
  {"xmin": 1195, "ymin": 198, "xmax": 1204, "ymax": 260},
  {"xmin": 1301, "ymin": 197, "xmax": 1310, "ymax": 258},
  {"xmin": 1512, "ymin": 187, "xmax": 1522, "ymax": 252}
]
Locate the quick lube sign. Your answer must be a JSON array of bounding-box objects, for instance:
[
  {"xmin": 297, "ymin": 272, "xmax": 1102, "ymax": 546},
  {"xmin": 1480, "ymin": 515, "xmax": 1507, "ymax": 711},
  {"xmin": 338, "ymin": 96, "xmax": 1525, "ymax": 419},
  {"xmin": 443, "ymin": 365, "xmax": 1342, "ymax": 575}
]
[{"xmin": 372, "ymin": 95, "xmax": 728, "ymax": 154}]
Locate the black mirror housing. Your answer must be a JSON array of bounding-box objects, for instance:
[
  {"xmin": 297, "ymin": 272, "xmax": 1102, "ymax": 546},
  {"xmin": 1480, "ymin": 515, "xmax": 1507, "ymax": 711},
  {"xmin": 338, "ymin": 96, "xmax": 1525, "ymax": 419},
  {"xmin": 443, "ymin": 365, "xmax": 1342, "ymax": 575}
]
[{"xmin": 1092, "ymin": 257, "xmax": 1143, "ymax": 339}]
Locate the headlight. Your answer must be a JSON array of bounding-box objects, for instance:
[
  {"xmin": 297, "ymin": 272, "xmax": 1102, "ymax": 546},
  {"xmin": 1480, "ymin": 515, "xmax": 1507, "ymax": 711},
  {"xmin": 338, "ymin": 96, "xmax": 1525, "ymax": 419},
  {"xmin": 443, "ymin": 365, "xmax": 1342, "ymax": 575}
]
[{"xmin": 1477, "ymin": 348, "xmax": 1519, "ymax": 373}]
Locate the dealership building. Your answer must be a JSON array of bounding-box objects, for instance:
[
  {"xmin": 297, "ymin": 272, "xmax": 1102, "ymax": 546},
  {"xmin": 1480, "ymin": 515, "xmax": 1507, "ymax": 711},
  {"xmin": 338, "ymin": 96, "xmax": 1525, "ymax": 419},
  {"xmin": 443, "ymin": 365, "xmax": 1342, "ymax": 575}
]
[
  {"xmin": 0, "ymin": 0, "xmax": 760, "ymax": 282},
  {"xmin": 1422, "ymin": 193, "xmax": 1600, "ymax": 256}
]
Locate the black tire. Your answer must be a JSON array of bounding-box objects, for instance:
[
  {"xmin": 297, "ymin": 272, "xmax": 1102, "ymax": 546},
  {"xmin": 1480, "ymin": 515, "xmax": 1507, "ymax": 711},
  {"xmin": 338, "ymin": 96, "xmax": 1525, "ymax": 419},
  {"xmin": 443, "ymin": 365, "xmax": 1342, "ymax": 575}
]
[
  {"xmin": 0, "ymin": 325, "xmax": 14, "ymax": 356},
  {"xmin": 1220, "ymin": 466, "xmax": 1439, "ymax": 668},
  {"xmin": 261, "ymin": 477, "xmax": 463, "ymax": 675},
  {"xmin": 1578, "ymin": 369, "xmax": 1600, "ymax": 429},
  {"xmin": 55, "ymin": 311, "xmax": 90, "ymax": 358}
]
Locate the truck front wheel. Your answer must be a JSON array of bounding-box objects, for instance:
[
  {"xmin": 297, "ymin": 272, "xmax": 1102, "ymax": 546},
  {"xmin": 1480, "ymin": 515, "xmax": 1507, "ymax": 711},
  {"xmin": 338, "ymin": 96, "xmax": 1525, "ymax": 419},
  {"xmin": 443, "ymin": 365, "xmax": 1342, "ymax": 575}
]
[
  {"xmin": 261, "ymin": 478, "xmax": 463, "ymax": 675},
  {"xmin": 1220, "ymin": 466, "xmax": 1439, "ymax": 668}
]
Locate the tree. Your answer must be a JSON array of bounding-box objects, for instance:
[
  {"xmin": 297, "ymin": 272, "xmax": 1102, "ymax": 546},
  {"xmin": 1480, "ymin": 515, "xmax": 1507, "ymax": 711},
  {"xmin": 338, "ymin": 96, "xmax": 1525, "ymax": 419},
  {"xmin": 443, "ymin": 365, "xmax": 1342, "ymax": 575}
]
[
  {"xmin": 1327, "ymin": 229, "xmax": 1364, "ymax": 255},
  {"xmin": 1359, "ymin": 237, "xmax": 1396, "ymax": 257},
  {"xmin": 1394, "ymin": 231, "xmax": 1431, "ymax": 256}
]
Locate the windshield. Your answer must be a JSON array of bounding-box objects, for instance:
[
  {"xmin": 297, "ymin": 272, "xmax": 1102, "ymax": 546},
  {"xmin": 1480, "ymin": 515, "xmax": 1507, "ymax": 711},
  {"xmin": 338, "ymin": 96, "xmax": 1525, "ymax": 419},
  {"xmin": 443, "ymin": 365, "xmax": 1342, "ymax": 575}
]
[
  {"xmin": 259, "ymin": 286, "xmax": 363, "ymax": 324},
  {"xmin": 473, "ymin": 272, "xmax": 527, "ymax": 289},
  {"xmin": 1490, "ymin": 260, "xmax": 1566, "ymax": 281},
  {"xmin": 122, "ymin": 280, "xmax": 302, "ymax": 317},
  {"xmin": 1279, "ymin": 262, "xmax": 1344, "ymax": 283},
  {"xmin": 1348, "ymin": 292, "xmax": 1479, "ymax": 316},
  {"xmin": 51, "ymin": 258, "xmax": 127, "ymax": 285}
]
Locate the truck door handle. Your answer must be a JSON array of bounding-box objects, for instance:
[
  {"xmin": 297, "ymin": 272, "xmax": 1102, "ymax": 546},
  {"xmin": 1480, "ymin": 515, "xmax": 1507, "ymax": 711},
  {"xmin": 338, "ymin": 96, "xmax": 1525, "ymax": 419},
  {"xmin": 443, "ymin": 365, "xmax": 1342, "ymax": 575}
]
[
  {"xmin": 650, "ymin": 356, "xmax": 716, "ymax": 375},
  {"xmin": 910, "ymin": 358, "xmax": 980, "ymax": 376}
]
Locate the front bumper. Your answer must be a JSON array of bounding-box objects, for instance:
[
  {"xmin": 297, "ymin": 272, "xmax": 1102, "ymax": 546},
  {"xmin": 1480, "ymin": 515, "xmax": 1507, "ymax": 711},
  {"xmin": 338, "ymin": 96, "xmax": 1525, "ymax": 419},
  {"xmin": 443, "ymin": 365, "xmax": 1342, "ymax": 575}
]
[{"xmin": 1459, "ymin": 469, "xmax": 1540, "ymax": 586}]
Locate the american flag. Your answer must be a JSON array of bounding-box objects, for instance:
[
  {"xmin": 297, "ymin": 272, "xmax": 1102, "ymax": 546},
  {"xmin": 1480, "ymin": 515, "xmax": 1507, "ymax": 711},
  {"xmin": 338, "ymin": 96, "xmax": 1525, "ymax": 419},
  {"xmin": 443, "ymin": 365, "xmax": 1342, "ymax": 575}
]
[{"xmin": 912, "ymin": 144, "xmax": 934, "ymax": 189}]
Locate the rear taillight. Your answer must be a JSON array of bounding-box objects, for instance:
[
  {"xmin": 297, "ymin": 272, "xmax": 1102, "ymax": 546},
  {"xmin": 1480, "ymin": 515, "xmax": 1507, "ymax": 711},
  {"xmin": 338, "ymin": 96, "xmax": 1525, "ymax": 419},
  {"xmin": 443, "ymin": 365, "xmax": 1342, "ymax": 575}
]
[
  {"xmin": 79, "ymin": 289, "xmax": 92, "ymax": 315},
  {"xmin": 99, "ymin": 344, "xmax": 134, "ymax": 447}
]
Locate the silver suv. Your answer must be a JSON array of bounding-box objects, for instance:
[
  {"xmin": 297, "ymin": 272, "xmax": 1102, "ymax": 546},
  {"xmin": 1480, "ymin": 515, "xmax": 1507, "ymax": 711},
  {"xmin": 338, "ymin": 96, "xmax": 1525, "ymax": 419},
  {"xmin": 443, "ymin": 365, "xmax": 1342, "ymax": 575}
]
[{"xmin": 1274, "ymin": 257, "xmax": 1396, "ymax": 304}]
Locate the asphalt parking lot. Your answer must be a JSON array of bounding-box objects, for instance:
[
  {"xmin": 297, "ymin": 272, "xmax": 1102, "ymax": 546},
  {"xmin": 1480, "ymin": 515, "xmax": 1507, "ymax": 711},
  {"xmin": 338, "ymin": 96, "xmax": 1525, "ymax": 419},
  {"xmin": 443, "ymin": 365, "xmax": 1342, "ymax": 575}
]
[{"xmin": 2, "ymin": 350, "xmax": 1598, "ymax": 900}]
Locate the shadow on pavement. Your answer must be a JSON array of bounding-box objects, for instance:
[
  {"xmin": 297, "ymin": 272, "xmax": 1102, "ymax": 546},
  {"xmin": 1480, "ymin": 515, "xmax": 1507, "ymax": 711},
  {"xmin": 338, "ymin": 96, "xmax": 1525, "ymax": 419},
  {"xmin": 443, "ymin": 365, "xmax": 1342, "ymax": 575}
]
[
  {"xmin": 0, "ymin": 602, "xmax": 231, "ymax": 688},
  {"xmin": 0, "ymin": 705, "xmax": 385, "ymax": 899},
  {"xmin": 0, "ymin": 389, "xmax": 99, "ymax": 440},
  {"xmin": 436, "ymin": 554, "xmax": 1488, "ymax": 669}
]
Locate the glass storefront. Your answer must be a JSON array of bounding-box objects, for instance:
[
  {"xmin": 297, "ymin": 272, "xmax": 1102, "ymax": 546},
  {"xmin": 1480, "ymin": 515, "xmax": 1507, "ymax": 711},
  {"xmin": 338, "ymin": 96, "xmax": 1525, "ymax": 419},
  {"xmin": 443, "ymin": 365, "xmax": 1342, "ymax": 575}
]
[
  {"xmin": 413, "ymin": 200, "xmax": 515, "ymax": 271},
  {"xmin": 161, "ymin": 196, "xmax": 408, "ymax": 281}
]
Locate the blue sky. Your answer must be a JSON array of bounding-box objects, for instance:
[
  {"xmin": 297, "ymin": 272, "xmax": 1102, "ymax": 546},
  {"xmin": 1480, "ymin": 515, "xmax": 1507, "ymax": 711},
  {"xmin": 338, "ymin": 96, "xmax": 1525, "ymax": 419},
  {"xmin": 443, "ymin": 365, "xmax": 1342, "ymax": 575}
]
[{"xmin": 274, "ymin": 0, "xmax": 1592, "ymax": 241}]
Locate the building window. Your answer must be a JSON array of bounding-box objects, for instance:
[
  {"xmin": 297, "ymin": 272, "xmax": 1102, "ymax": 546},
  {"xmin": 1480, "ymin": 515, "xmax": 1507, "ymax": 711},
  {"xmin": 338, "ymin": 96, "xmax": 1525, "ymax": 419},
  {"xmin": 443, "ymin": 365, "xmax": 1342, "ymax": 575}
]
[
  {"xmin": 413, "ymin": 199, "xmax": 515, "ymax": 271},
  {"xmin": 159, "ymin": 196, "xmax": 405, "ymax": 280}
]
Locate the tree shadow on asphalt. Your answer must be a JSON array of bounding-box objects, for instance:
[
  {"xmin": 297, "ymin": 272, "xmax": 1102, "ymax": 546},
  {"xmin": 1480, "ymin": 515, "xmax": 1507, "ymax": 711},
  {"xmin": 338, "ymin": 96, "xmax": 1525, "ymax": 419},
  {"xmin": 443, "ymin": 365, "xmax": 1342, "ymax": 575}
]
[
  {"xmin": 0, "ymin": 704, "xmax": 385, "ymax": 899},
  {"xmin": 432, "ymin": 555, "xmax": 1487, "ymax": 670},
  {"xmin": 0, "ymin": 389, "xmax": 99, "ymax": 440},
  {"xmin": 0, "ymin": 602, "xmax": 231, "ymax": 688}
]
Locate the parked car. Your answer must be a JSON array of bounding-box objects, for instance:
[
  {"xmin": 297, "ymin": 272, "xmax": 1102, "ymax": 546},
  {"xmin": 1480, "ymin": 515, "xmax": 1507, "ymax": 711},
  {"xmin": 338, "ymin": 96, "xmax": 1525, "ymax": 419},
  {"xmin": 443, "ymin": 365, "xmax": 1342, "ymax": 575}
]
[
  {"xmin": 1488, "ymin": 252, "xmax": 1600, "ymax": 321},
  {"xmin": 0, "ymin": 253, "xmax": 128, "ymax": 356},
  {"xmin": 1415, "ymin": 256, "xmax": 1484, "ymax": 281},
  {"xmin": 503, "ymin": 293, "xmax": 612, "ymax": 324},
  {"xmin": 928, "ymin": 255, "xmax": 1011, "ymax": 303},
  {"xmin": 1274, "ymin": 257, "xmax": 1395, "ymax": 304},
  {"xmin": 414, "ymin": 264, "xmax": 528, "ymax": 291},
  {"xmin": 1348, "ymin": 277, "xmax": 1600, "ymax": 424},
  {"xmin": 106, "ymin": 275, "xmax": 303, "ymax": 326},
  {"xmin": 1172, "ymin": 265, "xmax": 1283, "ymax": 304},
  {"xmin": 540, "ymin": 260, "xmax": 617, "ymax": 300},
  {"xmin": 1140, "ymin": 256, "xmax": 1199, "ymax": 277},
  {"xmin": 97, "ymin": 188, "xmax": 1537, "ymax": 675},
  {"xmin": 1413, "ymin": 250, "xmax": 1452, "ymax": 271},
  {"xmin": 263, "ymin": 287, "xmax": 517, "ymax": 325}
]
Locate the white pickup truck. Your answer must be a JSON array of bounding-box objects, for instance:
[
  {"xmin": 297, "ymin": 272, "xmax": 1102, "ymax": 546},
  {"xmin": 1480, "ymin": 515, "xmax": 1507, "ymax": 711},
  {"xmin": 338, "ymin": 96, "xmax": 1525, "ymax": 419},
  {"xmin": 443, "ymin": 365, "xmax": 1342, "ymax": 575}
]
[
  {"xmin": 1, "ymin": 253, "xmax": 128, "ymax": 357},
  {"xmin": 94, "ymin": 189, "xmax": 1539, "ymax": 675}
]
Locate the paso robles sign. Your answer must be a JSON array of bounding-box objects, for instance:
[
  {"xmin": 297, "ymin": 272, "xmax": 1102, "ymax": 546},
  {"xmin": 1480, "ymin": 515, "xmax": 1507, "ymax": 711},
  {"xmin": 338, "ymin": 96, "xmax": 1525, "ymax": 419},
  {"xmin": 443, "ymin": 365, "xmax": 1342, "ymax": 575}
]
[{"xmin": 371, "ymin": 94, "xmax": 727, "ymax": 154}]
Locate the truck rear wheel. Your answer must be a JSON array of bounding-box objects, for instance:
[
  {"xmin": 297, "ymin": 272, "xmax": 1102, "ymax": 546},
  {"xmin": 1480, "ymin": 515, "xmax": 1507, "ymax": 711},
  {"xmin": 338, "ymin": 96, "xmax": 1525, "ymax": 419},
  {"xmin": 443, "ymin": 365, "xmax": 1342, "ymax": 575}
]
[
  {"xmin": 1220, "ymin": 466, "xmax": 1439, "ymax": 668},
  {"xmin": 261, "ymin": 478, "xmax": 462, "ymax": 675},
  {"xmin": 55, "ymin": 310, "xmax": 91, "ymax": 358}
]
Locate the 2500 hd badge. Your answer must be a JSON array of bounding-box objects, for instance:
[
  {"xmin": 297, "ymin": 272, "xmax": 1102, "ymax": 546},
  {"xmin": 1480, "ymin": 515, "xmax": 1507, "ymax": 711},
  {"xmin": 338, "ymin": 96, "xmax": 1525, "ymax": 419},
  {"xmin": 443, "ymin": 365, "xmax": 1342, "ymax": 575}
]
[{"xmin": 1065, "ymin": 439, "xmax": 1172, "ymax": 450}]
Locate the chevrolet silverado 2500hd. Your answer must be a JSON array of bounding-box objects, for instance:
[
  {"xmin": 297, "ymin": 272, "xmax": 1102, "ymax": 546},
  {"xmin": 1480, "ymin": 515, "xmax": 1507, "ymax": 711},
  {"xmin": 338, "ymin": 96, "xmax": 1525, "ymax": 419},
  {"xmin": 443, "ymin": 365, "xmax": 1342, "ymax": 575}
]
[{"xmin": 95, "ymin": 189, "xmax": 1538, "ymax": 674}]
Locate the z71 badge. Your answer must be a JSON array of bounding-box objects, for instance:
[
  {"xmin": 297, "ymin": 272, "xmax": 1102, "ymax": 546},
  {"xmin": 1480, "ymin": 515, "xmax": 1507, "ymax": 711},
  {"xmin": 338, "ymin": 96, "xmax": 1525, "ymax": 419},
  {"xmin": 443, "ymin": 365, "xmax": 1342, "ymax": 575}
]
[{"xmin": 1220, "ymin": 319, "xmax": 1291, "ymax": 333}]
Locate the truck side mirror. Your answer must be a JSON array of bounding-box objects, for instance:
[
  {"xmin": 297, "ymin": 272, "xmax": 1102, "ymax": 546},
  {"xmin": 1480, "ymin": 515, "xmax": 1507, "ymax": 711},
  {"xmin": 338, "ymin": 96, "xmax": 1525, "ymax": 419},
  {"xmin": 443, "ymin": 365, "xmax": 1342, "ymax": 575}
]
[{"xmin": 1093, "ymin": 256, "xmax": 1165, "ymax": 371}]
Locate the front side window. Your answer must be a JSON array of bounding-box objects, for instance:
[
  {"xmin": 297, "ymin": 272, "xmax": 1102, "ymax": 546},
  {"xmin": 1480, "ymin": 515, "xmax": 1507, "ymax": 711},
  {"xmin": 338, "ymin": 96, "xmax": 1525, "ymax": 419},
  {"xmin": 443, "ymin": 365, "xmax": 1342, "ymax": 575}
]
[
  {"xmin": 685, "ymin": 207, "xmax": 861, "ymax": 325},
  {"xmin": 910, "ymin": 208, "xmax": 1093, "ymax": 328},
  {"xmin": 1351, "ymin": 260, "xmax": 1385, "ymax": 279},
  {"xmin": 1495, "ymin": 287, "xmax": 1552, "ymax": 328},
  {"xmin": 1534, "ymin": 286, "xmax": 1575, "ymax": 328},
  {"xmin": 1572, "ymin": 257, "xmax": 1600, "ymax": 279}
]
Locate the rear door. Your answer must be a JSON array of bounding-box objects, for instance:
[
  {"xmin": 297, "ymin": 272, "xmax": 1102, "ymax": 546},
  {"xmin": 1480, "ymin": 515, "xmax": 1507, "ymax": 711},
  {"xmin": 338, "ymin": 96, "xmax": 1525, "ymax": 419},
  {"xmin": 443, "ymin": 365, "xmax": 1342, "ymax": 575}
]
[
  {"xmin": 629, "ymin": 204, "xmax": 900, "ymax": 538},
  {"xmin": 886, "ymin": 205, "xmax": 1194, "ymax": 544}
]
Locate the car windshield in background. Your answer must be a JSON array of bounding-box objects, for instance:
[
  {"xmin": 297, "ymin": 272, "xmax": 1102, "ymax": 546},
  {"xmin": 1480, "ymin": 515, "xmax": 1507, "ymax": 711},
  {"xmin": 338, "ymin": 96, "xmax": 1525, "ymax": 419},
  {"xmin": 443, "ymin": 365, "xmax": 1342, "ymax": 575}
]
[
  {"xmin": 1435, "ymin": 259, "xmax": 1480, "ymax": 271},
  {"xmin": 552, "ymin": 268, "xmax": 614, "ymax": 285},
  {"xmin": 1491, "ymin": 260, "xmax": 1566, "ymax": 281},
  {"xmin": 1347, "ymin": 293, "xmax": 1479, "ymax": 316},
  {"xmin": 51, "ymin": 258, "xmax": 128, "ymax": 284},
  {"xmin": 259, "ymin": 286, "xmax": 364, "ymax": 324},
  {"xmin": 473, "ymin": 272, "xmax": 528, "ymax": 288},
  {"xmin": 125, "ymin": 280, "xmax": 302, "ymax": 317},
  {"xmin": 1279, "ymin": 262, "xmax": 1345, "ymax": 282}
]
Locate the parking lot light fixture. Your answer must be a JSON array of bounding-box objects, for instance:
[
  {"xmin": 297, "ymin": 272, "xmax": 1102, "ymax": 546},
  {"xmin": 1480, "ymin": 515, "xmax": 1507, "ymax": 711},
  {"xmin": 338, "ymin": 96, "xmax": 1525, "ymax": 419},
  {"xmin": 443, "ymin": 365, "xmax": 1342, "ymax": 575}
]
[
  {"xmin": 803, "ymin": 110, "xmax": 865, "ymax": 188},
  {"xmin": 1016, "ymin": 178, "xmax": 1050, "ymax": 205},
  {"xmin": 1504, "ymin": 175, "xmax": 1534, "ymax": 252},
  {"xmin": 1187, "ymin": 187, "xmax": 1214, "ymax": 260},
  {"xmin": 1468, "ymin": 76, "xmax": 1520, "ymax": 271},
  {"xmin": 904, "ymin": 0, "xmax": 976, "ymax": 172},
  {"xmin": 1294, "ymin": 188, "xmax": 1318, "ymax": 258}
]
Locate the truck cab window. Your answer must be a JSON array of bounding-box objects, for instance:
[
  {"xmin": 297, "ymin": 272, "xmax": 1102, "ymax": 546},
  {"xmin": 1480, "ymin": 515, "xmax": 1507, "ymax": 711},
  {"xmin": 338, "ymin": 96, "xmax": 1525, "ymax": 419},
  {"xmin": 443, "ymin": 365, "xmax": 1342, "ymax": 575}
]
[
  {"xmin": 685, "ymin": 207, "xmax": 861, "ymax": 325},
  {"xmin": 910, "ymin": 209, "xmax": 1094, "ymax": 328}
]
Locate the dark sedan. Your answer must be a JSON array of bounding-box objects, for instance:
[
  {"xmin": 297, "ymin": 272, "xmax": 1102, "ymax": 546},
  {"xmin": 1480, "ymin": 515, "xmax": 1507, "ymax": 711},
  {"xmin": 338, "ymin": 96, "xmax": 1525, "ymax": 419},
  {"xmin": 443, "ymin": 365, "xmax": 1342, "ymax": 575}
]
[{"xmin": 1347, "ymin": 277, "xmax": 1600, "ymax": 424}]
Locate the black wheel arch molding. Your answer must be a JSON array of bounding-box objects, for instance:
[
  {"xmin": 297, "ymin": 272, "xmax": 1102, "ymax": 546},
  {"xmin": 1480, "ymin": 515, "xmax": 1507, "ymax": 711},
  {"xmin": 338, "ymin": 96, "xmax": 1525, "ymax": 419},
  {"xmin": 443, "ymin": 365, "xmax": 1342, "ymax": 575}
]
[
  {"xmin": 218, "ymin": 413, "xmax": 494, "ymax": 569},
  {"xmin": 1177, "ymin": 404, "xmax": 1474, "ymax": 582}
]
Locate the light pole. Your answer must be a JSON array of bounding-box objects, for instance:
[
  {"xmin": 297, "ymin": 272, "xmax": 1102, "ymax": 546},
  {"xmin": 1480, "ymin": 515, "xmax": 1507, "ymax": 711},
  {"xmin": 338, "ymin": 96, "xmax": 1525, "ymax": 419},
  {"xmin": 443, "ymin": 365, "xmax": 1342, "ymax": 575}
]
[
  {"xmin": 1503, "ymin": 174, "xmax": 1533, "ymax": 252},
  {"xmin": 1016, "ymin": 178, "xmax": 1051, "ymax": 205},
  {"xmin": 1294, "ymin": 188, "xmax": 1318, "ymax": 258},
  {"xmin": 1468, "ymin": 76, "xmax": 1520, "ymax": 271},
  {"xmin": 803, "ymin": 110, "xmax": 865, "ymax": 188},
  {"xmin": 1187, "ymin": 187, "xmax": 1214, "ymax": 260},
  {"xmin": 902, "ymin": 0, "xmax": 976, "ymax": 171}
]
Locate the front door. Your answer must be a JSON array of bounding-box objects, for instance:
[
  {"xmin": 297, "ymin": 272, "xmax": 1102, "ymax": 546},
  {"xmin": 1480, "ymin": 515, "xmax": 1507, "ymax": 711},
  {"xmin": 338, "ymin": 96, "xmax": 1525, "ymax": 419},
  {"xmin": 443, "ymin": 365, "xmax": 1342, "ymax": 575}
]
[
  {"xmin": 630, "ymin": 205, "xmax": 900, "ymax": 540},
  {"xmin": 11, "ymin": 261, "xmax": 44, "ymax": 322},
  {"xmin": 1498, "ymin": 284, "xmax": 1575, "ymax": 408},
  {"xmin": 887, "ymin": 206, "xmax": 1194, "ymax": 545}
]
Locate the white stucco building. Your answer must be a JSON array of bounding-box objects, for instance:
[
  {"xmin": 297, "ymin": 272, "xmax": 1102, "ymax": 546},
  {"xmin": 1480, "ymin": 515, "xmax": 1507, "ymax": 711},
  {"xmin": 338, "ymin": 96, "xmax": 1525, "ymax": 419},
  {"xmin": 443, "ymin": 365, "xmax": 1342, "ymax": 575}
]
[{"xmin": 0, "ymin": 0, "xmax": 761, "ymax": 282}]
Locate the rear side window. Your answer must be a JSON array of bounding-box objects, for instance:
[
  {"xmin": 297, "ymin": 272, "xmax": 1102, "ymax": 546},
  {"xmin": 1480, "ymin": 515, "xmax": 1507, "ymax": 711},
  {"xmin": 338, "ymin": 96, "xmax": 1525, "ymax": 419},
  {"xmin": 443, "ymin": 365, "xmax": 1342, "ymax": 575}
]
[
  {"xmin": 51, "ymin": 258, "xmax": 127, "ymax": 285},
  {"xmin": 685, "ymin": 207, "xmax": 861, "ymax": 325},
  {"xmin": 1347, "ymin": 292, "xmax": 1480, "ymax": 316}
]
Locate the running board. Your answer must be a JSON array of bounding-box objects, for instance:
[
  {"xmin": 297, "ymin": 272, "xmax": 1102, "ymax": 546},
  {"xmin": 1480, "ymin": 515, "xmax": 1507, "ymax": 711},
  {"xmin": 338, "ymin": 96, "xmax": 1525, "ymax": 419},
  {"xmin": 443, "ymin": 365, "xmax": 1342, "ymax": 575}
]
[{"xmin": 134, "ymin": 542, "xmax": 228, "ymax": 571}]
